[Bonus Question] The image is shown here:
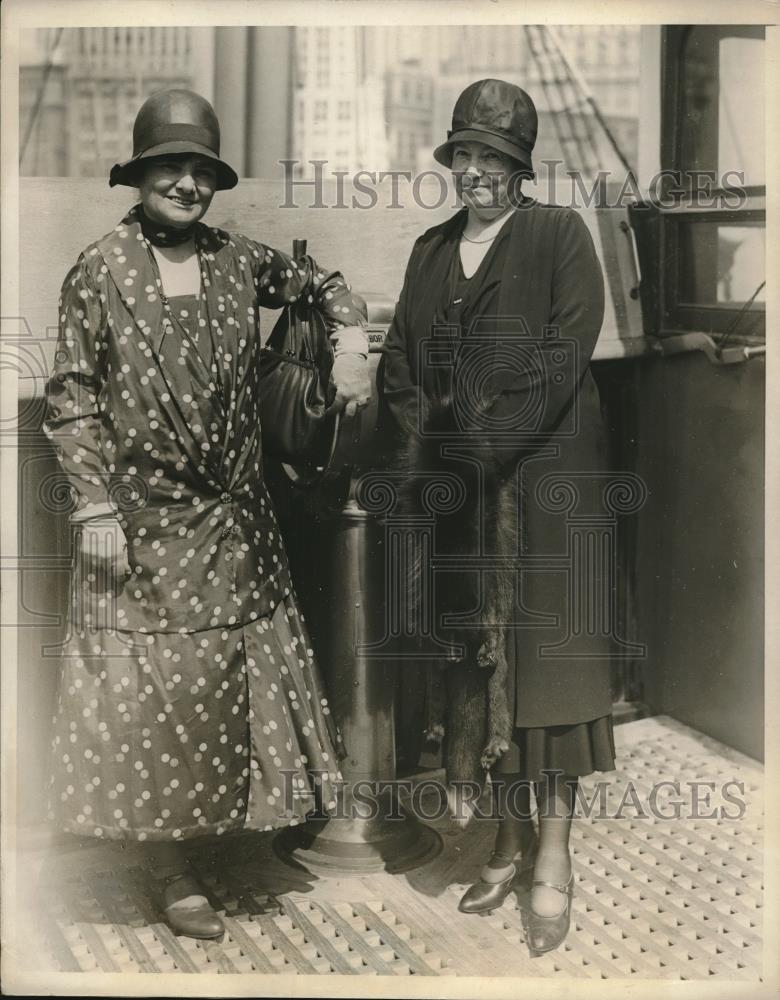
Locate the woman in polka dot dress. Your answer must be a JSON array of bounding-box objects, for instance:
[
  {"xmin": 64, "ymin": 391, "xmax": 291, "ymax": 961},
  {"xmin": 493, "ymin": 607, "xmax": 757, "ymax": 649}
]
[{"xmin": 43, "ymin": 90, "xmax": 371, "ymax": 939}]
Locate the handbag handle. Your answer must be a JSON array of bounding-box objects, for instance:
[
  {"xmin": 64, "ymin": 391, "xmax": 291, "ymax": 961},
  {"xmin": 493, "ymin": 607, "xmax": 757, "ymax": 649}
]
[
  {"xmin": 280, "ymin": 408, "xmax": 358, "ymax": 487},
  {"xmin": 291, "ymin": 239, "xmax": 318, "ymax": 367},
  {"xmin": 277, "ymin": 242, "xmax": 368, "ymax": 488}
]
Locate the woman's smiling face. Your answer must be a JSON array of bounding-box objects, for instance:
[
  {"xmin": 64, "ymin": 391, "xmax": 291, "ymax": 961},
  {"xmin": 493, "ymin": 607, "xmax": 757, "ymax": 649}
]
[
  {"xmin": 451, "ymin": 140, "xmax": 519, "ymax": 220},
  {"xmin": 138, "ymin": 155, "xmax": 217, "ymax": 229}
]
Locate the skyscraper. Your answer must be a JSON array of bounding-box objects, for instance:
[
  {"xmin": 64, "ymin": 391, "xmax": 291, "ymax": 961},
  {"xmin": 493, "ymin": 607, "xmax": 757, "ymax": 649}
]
[
  {"xmin": 19, "ymin": 25, "xmax": 640, "ymax": 181},
  {"xmin": 20, "ymin": 28, "xmax": 205, "ymax": 178},
  {"xmin": 291, "ymin": 26, "xmax": 388, "ymax": 174}
]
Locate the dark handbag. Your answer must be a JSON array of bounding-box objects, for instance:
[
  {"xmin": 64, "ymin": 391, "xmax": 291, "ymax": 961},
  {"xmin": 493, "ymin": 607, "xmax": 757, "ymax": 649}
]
[{"xmin": 258, "ymin": 239, "xmax": 337, "ymax": 466}]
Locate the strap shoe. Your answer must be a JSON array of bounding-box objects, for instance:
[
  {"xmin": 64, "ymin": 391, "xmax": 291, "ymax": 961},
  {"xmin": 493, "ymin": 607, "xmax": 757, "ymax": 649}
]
[
  {"xmin": 458, "ymin": 836, "xmax": 538, "ymax": 915},
  {"xmin": 523, "ymin": 872, "xmax": 575, "ymax": 955}
]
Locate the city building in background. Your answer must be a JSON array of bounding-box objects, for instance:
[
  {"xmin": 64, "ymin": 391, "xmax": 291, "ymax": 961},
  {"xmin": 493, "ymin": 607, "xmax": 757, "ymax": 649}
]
[
  {"xmin": 20, "ymin": 24, "xmax": 640, "ymax": 181},
  {"xmin": 19, "ymin": 27, "xmax": 213, "ymax": 177},
  {"xmin": 292, "ymin": 26, "xmax": 388, "ymax": 173}
]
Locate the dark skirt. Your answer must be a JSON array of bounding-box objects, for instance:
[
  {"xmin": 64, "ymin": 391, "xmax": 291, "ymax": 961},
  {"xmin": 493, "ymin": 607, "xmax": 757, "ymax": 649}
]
[{"xmin": 494, "ymin": 714, "xmax": 616, "ymax": 781}]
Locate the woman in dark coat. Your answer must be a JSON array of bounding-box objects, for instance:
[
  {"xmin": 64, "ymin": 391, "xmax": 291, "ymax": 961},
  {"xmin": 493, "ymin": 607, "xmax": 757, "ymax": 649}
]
[
  {"xmin": 44, "ymin": 90, "xmax": 370, "ymax": 939},
  {"xmin": 381, "ymin": 79, "xmax": 614, "ymax": 955}
]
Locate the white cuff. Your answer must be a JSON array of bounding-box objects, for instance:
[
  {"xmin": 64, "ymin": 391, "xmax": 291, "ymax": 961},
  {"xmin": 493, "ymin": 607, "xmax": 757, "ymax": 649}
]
[
  {"xmin": 70, "ymin": 501, "xmax": 117, "ymax": 524},
  {"xmin": 330, "ymin": 325, "xmax": 369, "ymax": 357}
]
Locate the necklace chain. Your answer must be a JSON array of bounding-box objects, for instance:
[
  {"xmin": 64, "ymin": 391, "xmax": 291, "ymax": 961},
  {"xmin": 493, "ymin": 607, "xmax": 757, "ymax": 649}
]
[
  {"xmin": 461, "ymin": 208, "xmax": 514, "ymax": 245},
  {"xmin": 461, "ymin": 231, "xmax": 499, "ymax": 245}
]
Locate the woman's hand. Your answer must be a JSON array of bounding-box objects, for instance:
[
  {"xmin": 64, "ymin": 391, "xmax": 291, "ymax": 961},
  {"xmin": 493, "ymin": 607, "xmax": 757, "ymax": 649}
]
[
  {"xmin": 328, "ymin": 354, "xmax": 372, "ymax": 418},
  {"xmin": 79, "ymin": 516, "xmax": 131, "ymax": 582}
]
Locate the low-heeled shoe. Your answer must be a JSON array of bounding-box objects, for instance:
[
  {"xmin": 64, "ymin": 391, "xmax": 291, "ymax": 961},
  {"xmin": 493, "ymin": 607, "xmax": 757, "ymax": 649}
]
[
  {"xmin": 163, "ymin": 873, "xmax": 225, "ymax": 940},
  {"xmin": 458, "ymin": 840, "xmax": 538, "ymax": 915},
  {"xmin": 524, "ymin": 873, "xmax": 575, "ymax": 955}
]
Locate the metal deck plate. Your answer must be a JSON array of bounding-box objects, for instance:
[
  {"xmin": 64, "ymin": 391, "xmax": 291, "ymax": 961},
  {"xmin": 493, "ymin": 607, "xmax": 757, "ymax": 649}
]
[{"xmin": 20, "ymin": 716, "xmax": 763, "ymax": 979}]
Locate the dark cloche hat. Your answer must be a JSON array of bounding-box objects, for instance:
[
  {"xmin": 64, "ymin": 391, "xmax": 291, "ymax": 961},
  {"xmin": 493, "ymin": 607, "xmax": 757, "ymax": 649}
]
[
  {"xmin": 434, "ymin": 78, "xmax": 538, "ymax": 176},
  {"xmin": 109, "ymin": 89, "xmax": 238, "ymax": 190}
]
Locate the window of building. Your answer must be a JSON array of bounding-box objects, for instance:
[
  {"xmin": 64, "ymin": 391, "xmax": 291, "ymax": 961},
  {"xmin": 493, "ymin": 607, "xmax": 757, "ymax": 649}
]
[
  {"xmin": 78, "ymin": 98, "xmax": 93, "ymax": 129},
  {"xmin": 20, "ymin": 24, "xmax": 643, "ymax": 185}
]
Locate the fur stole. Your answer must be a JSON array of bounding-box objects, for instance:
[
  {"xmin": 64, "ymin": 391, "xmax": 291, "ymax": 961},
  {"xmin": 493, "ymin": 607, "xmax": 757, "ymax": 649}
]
[{"xmin": 394, "ymin": 397, "xmax": 520, "ymax": 825}]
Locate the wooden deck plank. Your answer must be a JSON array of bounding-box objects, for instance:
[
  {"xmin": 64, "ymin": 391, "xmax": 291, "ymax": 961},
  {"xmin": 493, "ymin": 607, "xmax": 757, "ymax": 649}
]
[
  {"xmin": 36, "ymin": 899, "xmax": 84, "ymax": 972},
  {"xmin": 221, "ymin": 916, "xmax": 286, "ymax": 974},
  {"xmin": 249, "ymin": 913, "xmax": 323, "ymax": 974},
  {"xmin": 149, "ymin": 921, "xmax": 204, "ymax": 973},
  {"xmin": 193, "ymin": 938, "xmax": 242, "ymax": 974},
  {"xmin": 364, "ymin": 884, "xmax": 522, "ymax": 977},
  {"xmin": 316, "ymin": 902, "xmax": 408, "ymax": 975},
  {"xmin": 71, "ymin": 922, "xmax": 122, "ymax": 973},
  {"xmin": 349, "ymin": 902, "xmax": 445, "ymax": 976},
  {"xmin": 280, "ymin": 898, "xmax": 360, "ymax": 974}
]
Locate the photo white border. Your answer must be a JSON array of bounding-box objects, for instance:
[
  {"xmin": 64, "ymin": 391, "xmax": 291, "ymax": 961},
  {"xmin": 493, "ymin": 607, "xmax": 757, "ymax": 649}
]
[{"xmin": 2, "ymin": 1, "xmax": 777, "ymax": 996}]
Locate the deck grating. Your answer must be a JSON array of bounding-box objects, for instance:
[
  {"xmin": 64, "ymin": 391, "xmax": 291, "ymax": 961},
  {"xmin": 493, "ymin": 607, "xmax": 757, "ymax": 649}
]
[{"xmin": 18, "ymin": 716, "xmax": 763, "ymax": 979}]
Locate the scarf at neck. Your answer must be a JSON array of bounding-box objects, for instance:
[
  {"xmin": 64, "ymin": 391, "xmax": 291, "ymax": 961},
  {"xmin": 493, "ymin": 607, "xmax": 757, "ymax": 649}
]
[{"xmin": 137, "ymin": 205, "xmax": 197, "ymax": 248}]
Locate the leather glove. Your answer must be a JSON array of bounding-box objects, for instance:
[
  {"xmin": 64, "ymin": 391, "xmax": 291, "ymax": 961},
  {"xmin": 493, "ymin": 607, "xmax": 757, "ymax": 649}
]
[{"xmin": 328, "ymin": 353, "xmax": 372, "ymax": 418}]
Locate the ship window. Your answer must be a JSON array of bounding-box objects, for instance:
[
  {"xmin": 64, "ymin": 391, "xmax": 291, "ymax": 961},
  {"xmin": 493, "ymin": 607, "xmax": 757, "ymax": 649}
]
[
  {"xmin": 655, "ymin": 25, "xmax": 766, "ymax": 340},
  {"xmin": 678, "ymin": 27, "xmax": 764, "ymax": 190},
  {"xmin": 677, "ymin": 222, "xmax": 765, "ymax": 308}
]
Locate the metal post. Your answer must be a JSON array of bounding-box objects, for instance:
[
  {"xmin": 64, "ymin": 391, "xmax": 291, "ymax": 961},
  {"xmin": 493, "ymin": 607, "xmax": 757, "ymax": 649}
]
[{"xmin": 273, "ymin": 498, "xmax": 442, "ymax": 874}]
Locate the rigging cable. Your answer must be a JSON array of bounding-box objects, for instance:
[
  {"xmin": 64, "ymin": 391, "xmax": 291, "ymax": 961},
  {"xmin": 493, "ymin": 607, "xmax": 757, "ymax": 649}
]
[
  {"xmin": 534, "ymin": 26, "xmax": 603, "ymax": 177},
  {"xmin": 20, "ymin": 27, "xmax": 65, "ymax": 168},
  {"xmin": 544, "ymin": 25, "xmax": 637, "ymax": 180},
  {"xmin": 715, "ymin": 280, "xmax": 766, "ymax": 358}
]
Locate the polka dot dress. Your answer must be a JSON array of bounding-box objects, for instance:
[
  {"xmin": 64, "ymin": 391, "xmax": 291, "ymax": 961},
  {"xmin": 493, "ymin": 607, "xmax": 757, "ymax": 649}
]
[
  {"xmin": 47, "ymin": 600, "xmax": 343, "ymax": 839},
  {"xmin": 43, "ymin": 206, "xmax": 365, "ymax": 840}
]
